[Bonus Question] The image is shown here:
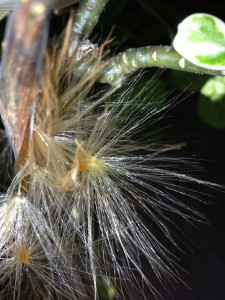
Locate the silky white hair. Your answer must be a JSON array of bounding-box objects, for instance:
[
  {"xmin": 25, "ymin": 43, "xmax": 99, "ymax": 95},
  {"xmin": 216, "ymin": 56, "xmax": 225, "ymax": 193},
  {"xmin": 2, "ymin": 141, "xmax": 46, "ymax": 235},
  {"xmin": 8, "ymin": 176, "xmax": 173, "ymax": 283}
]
[{"xmin": 0, "ymin": 25, "xmax": 215, "ymax": 300}]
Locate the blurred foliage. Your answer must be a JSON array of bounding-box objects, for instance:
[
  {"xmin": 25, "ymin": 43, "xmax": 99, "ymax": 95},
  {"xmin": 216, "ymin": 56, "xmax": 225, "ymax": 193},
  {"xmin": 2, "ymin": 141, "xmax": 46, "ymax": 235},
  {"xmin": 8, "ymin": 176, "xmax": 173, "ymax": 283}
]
[
  {"xmin": 199, "ymin": 76, "xmax": 225, "ymax": 129},
  {"xmin": 98, "ymin": 277, "xmax": 116, "ymax": 300},
  {"xmin": 169, "ymin": 70, "xmax": 209, "ymax": 92},
  {"xmin": 201, "ymin": 76, "xmax": 225, "ymax": 101},
  {"xmin": 198, "ymin": 95, "xmax": 225, "ymax": 129}
]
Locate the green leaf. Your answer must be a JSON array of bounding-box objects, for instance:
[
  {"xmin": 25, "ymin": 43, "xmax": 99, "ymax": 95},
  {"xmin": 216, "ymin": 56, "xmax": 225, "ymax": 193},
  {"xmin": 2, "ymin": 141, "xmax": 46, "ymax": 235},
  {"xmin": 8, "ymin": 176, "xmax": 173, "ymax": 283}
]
[
  {"xmin": 200, "ymin": 76, "xmax": 225, "ymax": 101},
  {"xmin": 173, "ymin": 13, "xmax": 225, "ymax": 70},
  {"xmin": 196, "ymin": 51, "xmax": 225, "ymax": 66},
  {"xmin": 188, "ymin": 15, "xmax": 225, "ymax": 43}
]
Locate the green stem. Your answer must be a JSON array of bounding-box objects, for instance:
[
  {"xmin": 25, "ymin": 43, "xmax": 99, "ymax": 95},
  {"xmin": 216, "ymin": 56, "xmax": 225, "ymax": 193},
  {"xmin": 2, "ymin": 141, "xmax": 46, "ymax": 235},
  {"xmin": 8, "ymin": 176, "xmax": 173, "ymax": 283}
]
[
  {"xmin": 97, "ymin": 46, "xmax": 225, "ymax": 85},
  {"xmin": 72, "ymin": 0, "xmax": 108, "ymax": 38}
]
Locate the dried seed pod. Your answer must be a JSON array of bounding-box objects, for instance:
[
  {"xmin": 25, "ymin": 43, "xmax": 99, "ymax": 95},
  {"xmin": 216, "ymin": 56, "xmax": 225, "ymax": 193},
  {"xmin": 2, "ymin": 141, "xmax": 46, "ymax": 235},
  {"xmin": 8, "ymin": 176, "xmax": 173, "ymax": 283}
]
[{"xmin": 0, "ymin": 0, "xmax": 56, "ymax": 171}]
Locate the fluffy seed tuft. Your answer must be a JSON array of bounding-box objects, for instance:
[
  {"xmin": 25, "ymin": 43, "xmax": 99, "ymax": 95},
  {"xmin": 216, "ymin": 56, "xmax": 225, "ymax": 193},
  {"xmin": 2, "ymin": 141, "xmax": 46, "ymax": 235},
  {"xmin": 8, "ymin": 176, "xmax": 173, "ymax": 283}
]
[{"xmin": 0, "ymin": 20, "xmax": 214, "ymax": 300}]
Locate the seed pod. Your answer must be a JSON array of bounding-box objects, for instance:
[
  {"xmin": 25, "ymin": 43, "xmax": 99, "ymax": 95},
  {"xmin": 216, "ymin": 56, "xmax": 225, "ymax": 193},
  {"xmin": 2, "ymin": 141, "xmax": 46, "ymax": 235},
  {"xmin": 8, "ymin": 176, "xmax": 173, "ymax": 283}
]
[{"xmin": 0, "ymin": 0, "xmax": 56, "ymax": 171}]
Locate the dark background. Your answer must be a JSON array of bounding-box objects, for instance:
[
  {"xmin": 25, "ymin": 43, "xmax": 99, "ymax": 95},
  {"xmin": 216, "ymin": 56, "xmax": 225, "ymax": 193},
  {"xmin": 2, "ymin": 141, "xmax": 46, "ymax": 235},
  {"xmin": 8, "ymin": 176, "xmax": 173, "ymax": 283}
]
[{"xmin": 95, "ymin": 1, "xmax": 225, "ymax": 299}]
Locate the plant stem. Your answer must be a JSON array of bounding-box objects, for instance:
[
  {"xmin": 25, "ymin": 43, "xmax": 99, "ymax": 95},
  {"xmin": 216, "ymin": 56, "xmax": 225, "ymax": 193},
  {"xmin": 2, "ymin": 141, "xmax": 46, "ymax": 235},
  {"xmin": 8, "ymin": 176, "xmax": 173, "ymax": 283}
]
[
  {"xmin": 72, "ymin": 0, "xmax": 108, "ymax": 38},
  {"xmin": 97, "ymin": 46, "xmax": 225, "ymax": 85}
]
